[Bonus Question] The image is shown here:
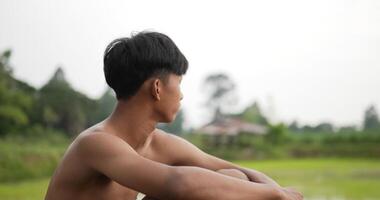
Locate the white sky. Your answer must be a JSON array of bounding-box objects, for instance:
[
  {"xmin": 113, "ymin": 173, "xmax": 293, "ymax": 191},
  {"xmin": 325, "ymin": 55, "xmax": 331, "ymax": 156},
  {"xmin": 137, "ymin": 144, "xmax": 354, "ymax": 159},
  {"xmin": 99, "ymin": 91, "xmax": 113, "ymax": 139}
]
[{"xmin": 1, "ymin": 0, "xmax": 379, "ymax": 128}]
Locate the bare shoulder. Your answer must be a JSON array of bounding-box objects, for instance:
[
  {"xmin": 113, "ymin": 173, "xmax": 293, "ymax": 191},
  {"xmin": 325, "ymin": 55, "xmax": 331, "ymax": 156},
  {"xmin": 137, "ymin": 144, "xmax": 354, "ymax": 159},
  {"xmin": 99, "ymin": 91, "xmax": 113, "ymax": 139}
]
[
  {"xmin": 45, "ymin": 129, "xmax": 132, "ymax": 193},
  {"xmin": 76, "ymin": 131, "xmax": 122, "ymax": 148},
  {"xmin": 74, "ymin": 130, "xmax": 136, "ymax": 162}
]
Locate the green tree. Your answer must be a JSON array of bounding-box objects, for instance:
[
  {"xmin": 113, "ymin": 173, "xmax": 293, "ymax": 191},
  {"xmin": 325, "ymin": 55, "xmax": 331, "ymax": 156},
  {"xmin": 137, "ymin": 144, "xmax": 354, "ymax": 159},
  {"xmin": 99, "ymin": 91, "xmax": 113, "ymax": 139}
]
[
  {"xmin": 338, "ymin": 125, "xmax": 357, "ymax": 133},
  {"xmin": 363, "ymin": 105, "xmax": 380, "ymax": 131},
  {"xmin": 92, "ymin": 88, "xmax": 116, "ymax": 123},
  {"xmin": 37, "ymin": 67, "xmax": 97, "ymax": 136},
  {"xmin": 265, "ymin": 123, "xmax": 287, "ymax": 144},
  {"xmin": 203, "ymin": 73, "xmax": 237, "ymax": 121},
  {"xmin": 239, "ymin": 102, "xmax": 268, "ymax": 125},
  {"xmin": 314, "ymin": 122, "xmax": 334, "ymax": 133},
  {"xmin": 0, "ymin": 50, "xmax": 12, "ymax": 80},
  {"xmin": 288, "ymin": 120, "xmax": 300, "ymax": 132},
  {"xmin": 0, "ymin": 50, "xmax": 33, "ymax": 135}
]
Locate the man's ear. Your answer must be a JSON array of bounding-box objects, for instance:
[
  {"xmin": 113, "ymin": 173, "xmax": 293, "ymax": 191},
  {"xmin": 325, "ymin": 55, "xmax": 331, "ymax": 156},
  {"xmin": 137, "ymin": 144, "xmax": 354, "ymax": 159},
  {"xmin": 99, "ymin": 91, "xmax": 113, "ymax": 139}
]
[{"xmin": 151, "ymin": 78, "xmax": 161, "ymax": 101}]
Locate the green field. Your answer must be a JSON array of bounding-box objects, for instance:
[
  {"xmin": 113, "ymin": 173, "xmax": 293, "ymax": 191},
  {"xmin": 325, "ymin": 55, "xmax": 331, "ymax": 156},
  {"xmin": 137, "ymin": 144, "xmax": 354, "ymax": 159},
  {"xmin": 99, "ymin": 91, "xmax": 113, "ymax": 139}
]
[
  {"xmin": 0, "ymin": 159, "xmax": 379, "ymax": 200},
  {"xmin": 0, "ymin": 179, "xmax": 49, "ymax": 200},
  {"xmin": 237, "ymin": 159, "xmax": 380, "ymax": 200}
]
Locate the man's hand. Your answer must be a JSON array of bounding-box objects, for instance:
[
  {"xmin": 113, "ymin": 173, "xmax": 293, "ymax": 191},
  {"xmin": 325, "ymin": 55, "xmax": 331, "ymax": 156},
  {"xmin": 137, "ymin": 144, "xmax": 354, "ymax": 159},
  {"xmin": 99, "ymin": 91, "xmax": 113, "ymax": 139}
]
[
  {"xmin": 238, "ymin": 167, "xmax": 281, "ymax": 187},
  {"xmin": 217, "ymin": 169, "xmax": 303, "ymax": 200},
  {"xmin": 279, "ymin": 187, "xmax": 303, "ymax": 200}
]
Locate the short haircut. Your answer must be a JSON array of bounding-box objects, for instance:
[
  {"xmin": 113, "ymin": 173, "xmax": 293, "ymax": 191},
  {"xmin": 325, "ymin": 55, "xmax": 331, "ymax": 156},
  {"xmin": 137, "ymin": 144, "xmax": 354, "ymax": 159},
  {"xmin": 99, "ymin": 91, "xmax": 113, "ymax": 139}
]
[{"xmin": 103, "ymin": 31, "xmax": 188, "ymax": 100}]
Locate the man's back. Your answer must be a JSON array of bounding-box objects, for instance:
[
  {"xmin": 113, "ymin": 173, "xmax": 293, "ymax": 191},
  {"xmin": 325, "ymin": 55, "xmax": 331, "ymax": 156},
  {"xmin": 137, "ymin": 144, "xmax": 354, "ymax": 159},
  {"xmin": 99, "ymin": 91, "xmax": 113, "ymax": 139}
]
[{"xmin": 45, "ymin": 125, "xmax": 167, "ymax": 200}]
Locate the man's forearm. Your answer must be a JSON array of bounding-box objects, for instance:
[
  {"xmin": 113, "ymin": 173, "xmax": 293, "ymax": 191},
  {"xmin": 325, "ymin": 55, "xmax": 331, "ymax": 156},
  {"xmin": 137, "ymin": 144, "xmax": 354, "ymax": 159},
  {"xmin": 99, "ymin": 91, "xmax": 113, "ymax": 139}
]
[
  {"xmin": 202, "ymin": 154, "xmax": 281, "ymax": 186},
  {"xmin": 170, "ymin": 166, "xmax": 281, "ymax": 200},
  {"xmin": 143, "ymin": 169, "xmax": 251, "ymax": 200}
]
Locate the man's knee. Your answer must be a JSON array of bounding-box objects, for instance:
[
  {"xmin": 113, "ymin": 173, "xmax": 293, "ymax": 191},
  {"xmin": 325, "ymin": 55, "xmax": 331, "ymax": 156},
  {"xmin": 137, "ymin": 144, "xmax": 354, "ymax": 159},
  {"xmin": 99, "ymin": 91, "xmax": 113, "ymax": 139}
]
[{"xmin": 216, "ymin": 169, "xmax": 249, "ymax": 181}]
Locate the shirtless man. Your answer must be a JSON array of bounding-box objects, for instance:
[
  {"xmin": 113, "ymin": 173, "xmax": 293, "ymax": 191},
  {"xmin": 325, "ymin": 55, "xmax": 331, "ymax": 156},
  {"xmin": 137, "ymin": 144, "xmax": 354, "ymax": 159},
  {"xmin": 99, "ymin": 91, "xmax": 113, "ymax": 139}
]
[{"xmin": 44, "ymin": 31, "xmax": 303, "ymax": 200}]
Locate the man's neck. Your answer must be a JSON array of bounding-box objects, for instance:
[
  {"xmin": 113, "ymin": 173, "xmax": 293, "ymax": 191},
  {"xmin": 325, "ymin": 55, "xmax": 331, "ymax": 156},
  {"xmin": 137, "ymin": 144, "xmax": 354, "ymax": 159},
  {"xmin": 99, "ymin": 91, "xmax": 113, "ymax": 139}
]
[{"xmin": 103, "ymin": 97, "xmax": 157, "ymax": 151}]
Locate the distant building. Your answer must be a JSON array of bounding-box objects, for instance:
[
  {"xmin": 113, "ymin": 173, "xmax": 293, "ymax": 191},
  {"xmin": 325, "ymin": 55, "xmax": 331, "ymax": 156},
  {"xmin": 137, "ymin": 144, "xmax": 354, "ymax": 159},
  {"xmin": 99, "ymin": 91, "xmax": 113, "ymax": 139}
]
[{"xmin": 197, "ymin": 117, "xmax": 267, "ymax": 136}]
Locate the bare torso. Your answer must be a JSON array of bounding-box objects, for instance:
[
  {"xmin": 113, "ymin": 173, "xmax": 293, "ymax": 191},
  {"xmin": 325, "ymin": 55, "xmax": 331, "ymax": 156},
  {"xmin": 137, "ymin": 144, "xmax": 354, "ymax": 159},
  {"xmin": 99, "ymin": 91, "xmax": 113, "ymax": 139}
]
[{"xmin": 45, "ymin": 126, "xmax": 172, "ymax": 200}]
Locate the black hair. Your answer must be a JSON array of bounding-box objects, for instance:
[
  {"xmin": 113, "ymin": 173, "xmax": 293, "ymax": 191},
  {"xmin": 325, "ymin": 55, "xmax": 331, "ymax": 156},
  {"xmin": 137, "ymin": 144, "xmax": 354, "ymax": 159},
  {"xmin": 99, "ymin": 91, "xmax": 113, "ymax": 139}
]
[{"xmin": 103, "ymin": 31, "xmax": 188, "ymax": 100}]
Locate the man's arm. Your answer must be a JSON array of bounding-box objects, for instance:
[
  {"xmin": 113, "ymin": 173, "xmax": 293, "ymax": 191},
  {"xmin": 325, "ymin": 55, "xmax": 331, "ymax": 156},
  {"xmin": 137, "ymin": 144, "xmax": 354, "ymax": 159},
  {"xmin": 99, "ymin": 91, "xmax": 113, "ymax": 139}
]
[
  {"xmin": 238, "ymin": 167, "xmax": 280, "ymax": 187},
  {"xmin": 76, "ymin": 132, "xmax": 285, "ymax": 200},
  {"xmin": 154, "ymin": 130, "xmax": 280, "ymax": 186}
]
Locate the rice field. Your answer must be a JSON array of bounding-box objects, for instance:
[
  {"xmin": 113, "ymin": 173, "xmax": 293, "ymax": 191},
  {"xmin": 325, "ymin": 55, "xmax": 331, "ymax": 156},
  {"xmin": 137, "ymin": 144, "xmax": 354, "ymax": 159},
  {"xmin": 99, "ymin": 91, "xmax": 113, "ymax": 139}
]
[{"xmin": 236, "ymin": 158, "xmax": 380, "ymax": 200}]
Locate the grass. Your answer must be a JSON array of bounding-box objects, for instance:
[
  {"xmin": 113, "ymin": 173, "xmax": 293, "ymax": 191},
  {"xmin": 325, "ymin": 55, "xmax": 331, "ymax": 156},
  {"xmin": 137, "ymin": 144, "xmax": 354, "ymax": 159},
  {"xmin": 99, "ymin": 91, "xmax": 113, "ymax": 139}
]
[
  {"xmin": 0, "ymin": 134, "xmax": 69, "ymax": 182},
  {"xmin": 236, "ymin": 158, "xmax": 380, "ymax": 200},
  {"xmin": 0, "ymin": 179, "xmax": 49, "ymax": 200},
  {"xmin": 0, "ymin": 159, "xmax": 379, "ymax": 200}
]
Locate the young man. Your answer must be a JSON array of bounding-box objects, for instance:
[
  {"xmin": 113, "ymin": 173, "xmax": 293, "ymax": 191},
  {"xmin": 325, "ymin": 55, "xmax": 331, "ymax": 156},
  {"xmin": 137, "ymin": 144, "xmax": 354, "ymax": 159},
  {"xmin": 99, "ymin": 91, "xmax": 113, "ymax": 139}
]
[{"xmin": 44, "ymin": 32, "xmax": 303, "ymax": 200}]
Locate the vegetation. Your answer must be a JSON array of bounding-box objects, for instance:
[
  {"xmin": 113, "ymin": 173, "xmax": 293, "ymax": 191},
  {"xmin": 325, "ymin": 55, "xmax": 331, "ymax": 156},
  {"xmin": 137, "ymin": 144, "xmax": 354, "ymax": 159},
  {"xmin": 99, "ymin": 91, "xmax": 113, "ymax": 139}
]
[
  {"xmin": 185, "ymin": 129, "xmax": 380, "ymax": 160},
  {"xmin": 0, "ymin": 131, "xmax": 69, "ymax": 182},
  {"xmin": 237, "ymin": 159, "xmax": 380, "ymax": 200},
  {"xmin": 0, "ymin": 50, "xmax": 116, "ymax": 137},
  {"xmin": 202, "ymin": 73, "xmax": 238, "ymax": 120}
]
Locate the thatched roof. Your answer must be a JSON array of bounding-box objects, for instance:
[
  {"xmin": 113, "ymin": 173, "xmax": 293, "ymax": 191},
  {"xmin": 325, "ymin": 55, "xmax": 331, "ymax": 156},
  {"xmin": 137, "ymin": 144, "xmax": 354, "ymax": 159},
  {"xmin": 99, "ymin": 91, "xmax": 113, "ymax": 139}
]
[{"xmin": 198, "ymin": 118, "xmax": 267, "ymax": 136}]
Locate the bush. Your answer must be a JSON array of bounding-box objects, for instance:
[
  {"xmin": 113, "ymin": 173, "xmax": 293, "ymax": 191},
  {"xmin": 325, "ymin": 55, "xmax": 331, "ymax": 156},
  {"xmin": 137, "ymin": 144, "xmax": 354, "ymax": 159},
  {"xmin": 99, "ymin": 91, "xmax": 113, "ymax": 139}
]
[
  {"xmin": 183, "ymin": 130, "xmax": 380, "ymax": 160},
  {"xmin": 0, "ymin": 130, "xmax": 69, "ymax": 182}
]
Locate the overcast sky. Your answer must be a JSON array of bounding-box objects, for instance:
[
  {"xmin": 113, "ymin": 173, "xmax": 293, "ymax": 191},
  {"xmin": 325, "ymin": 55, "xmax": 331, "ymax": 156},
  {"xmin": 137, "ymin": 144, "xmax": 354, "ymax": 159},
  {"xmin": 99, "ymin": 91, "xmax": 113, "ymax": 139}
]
[{"xmin": 1, "ymin": 0, "xmax": 379, "ymax": 128}]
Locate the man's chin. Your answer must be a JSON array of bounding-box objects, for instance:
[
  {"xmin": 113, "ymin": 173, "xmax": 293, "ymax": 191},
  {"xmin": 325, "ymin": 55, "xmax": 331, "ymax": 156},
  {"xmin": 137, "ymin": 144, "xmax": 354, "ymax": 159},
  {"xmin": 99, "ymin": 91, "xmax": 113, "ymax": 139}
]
[{"xmin": 159, "ymin": 115, "xmax": 176, "ymax": 123}]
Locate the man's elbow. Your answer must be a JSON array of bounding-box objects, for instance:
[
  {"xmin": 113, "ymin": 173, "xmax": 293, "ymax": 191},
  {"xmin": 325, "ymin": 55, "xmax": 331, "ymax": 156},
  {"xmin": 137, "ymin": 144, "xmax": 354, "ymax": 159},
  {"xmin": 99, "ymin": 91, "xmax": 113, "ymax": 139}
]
[
  {"xmin": 165, "ymin": 166, "xmax": 213, "ymax": 200},
  {"xmin": 164, "ymin": 167, "xmax": 192, "ymax": 200}
]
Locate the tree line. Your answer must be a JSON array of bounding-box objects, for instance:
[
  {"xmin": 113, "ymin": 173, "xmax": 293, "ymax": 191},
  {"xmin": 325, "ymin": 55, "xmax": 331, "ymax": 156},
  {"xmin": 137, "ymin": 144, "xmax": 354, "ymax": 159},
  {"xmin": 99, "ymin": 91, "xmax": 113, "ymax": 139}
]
[
  {"xmin": 1, "ymin": 49, "xmax": 379, "ymax": 138},
  {"xmin": 0, "ymin": 50, "xmax": 116, "ymax": 137}
]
